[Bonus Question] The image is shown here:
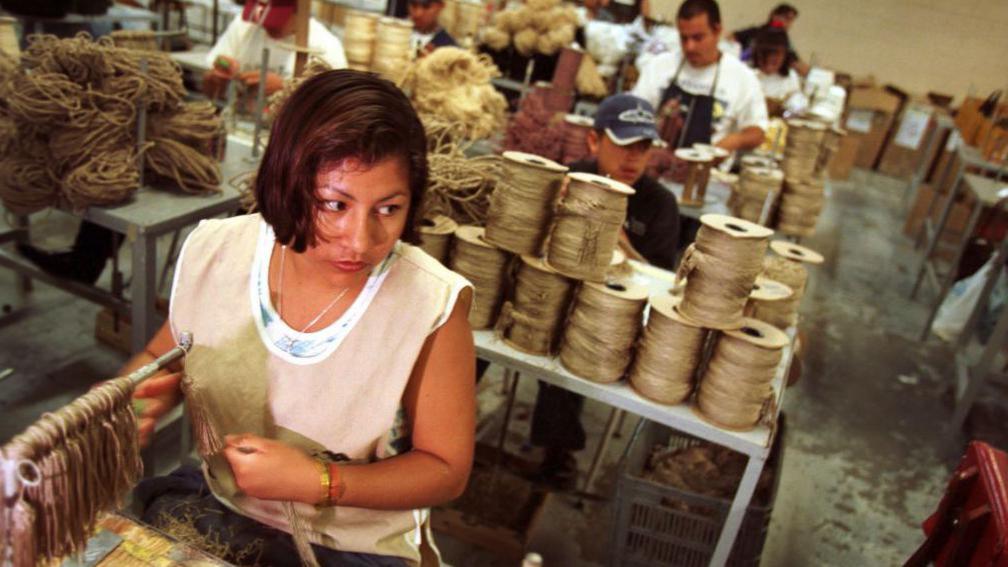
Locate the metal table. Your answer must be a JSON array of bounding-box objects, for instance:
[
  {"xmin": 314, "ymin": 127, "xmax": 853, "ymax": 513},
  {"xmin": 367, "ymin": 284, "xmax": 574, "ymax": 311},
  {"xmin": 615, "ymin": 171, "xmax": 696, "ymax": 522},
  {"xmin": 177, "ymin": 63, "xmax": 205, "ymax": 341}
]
[
  {"xmin": 0, "ymin": 136, "xmax": 257, "ymax": 352},
  {"xmin": 661, "ymin": 178, "xmax": 732, "ymax": 220},
  {"xmin": 914, "ymin": 144, "xmax": 1008, "ymax": 339},
  {"xmin": 475, "ymin": 261, "xmax": 792, "ymax": 567}
]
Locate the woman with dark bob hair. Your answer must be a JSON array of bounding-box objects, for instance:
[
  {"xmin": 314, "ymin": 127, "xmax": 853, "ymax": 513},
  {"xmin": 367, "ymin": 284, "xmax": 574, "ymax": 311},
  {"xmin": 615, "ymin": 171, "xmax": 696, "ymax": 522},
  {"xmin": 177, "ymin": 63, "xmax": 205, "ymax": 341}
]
[{"xmin": 123, "ymin": 70, "xmax": 475, "ymax": 566}]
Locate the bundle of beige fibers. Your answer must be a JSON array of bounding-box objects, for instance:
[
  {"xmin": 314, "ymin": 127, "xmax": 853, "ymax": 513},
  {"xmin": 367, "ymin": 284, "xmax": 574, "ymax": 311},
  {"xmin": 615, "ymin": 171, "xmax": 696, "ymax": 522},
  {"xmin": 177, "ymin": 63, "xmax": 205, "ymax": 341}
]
[
  {"xmin": 696, "ymin": 318, "xmax": 789, "ymax": 431},
  {"xmin": 62, "ymin": 148, "xmax": 142, "ymax": 210},
  {"xmin": 485, "ymin": 151, "xmax": 567, "ymax": 255},
  {"xmin": 5, "ymin": 71, "xmax": 84, "ymax": 125},
  {"xmin": 0, "ymin": 377, "xmax": 142, "ymax": 566},
  {"xmin": 629, "ymin": 294, "xmax": 707, "ymax": 404},
  {"xmin": 0, "ymin": 151, "xmax": 62, "ymax": 214},
  {"xmin": 576, "ymin": 54, "xmax": 608, "ymax": 98},
  {"xmin": 559, "ymin": 280, "xmax": 647, "ymax": 383},
  {"xmin": 267, "ymin": 57, "xmax": 332, "ymax": 123},
  {"xmin": 496, "ymin": 256, "xmax": 575, "ymax": 355},
  {"xmin": 145, "ymin": 137, "xmax": 222, "ymax": 195},
  {"xmin": 421, "ymin": 122, "xmax": 501, "ymax": 225},
  {"xmin": 402, "ymin": 47, "xmax": 507, "ymax": 141},
  {"xmin": 676, "ymin": 214, "xmax": 773, "ymax": 330},
  {"xmin": 48, "ymin": 110, "xmax": 131, "ymax": 172},
  {"xmin": 480, "ymin": 0, "xmax": 579, "ymax": 56},
  {"xmin": 449, "ymin": 226, "xmax": 512, "ymax": 329},
  {"xmin": 546, "ymin": 172, "xmax": 635, "ymax": 282}
]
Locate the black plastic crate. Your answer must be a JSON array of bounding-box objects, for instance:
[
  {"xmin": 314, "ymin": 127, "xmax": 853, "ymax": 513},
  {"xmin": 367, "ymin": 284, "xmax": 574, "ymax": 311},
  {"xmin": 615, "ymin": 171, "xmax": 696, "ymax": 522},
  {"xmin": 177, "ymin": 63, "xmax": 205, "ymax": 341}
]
[{"xmin": 609, "ymin": 417, "xmax": 786, "ymax": 567}]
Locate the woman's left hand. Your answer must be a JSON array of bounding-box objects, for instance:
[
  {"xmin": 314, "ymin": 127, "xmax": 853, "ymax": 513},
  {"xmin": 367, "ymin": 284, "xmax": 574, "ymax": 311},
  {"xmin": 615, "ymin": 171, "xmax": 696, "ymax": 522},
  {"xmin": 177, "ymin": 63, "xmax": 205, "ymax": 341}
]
[{"xmin": 223, "ymin": 434, "xmax": 323, "ymax": 504}]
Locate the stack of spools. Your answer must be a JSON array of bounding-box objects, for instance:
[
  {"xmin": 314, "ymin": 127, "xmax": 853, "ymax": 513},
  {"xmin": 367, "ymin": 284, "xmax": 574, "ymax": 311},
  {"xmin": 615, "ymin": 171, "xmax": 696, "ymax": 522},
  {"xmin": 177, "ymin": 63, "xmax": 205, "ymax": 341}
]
[
  {"xmin": 453, "ymin": 0, "xmax": 485, "ymax": 43},
  {"xmin": 418, "ymin": 214, "xmax": 458, "ymax": 265},
  {"xmin": 754, "ymin": 241, "xmax": 825, "ymax": 329},
  {"xmin": 497, "ymin": 256, "xmax": 575, "ymax": 356},
  {"xmin": 629, "ymin": 294, "xmax": 707, "ymax": 404},
  {"xmin": 815, "ymin": 126, "xmax": 847, "ymax": 177},
  {"xmin": 450, "ymin": 225, "xmax": 511, "ymax": 329},
  {"xmin": 562, "ymin": 114, "xmax": 593, "ymax": 164},
  {"xmin": 343, "ymin": 10, "xmax": 379, "ymax": 71},
  {"xmin": 778, "ymin": 119, "xmax": 828, "ymax": 237},
  {"xmin": 732, "ymin": 166, "xmax": 783, "ymax": 223},
  {"xmin": 0, "ymin": 17, "xmax": 19, "ymax": 61},
  {"xmin": 485, "ymin": 151, "xmax": 568, "ymax": 256},
  {"xmin": 371, "ymin": 17, "xmax": 413, "ymax": 82},
  {"xmin": 673, "ymin": 147, "xmax": 714, "ymax": 208}
]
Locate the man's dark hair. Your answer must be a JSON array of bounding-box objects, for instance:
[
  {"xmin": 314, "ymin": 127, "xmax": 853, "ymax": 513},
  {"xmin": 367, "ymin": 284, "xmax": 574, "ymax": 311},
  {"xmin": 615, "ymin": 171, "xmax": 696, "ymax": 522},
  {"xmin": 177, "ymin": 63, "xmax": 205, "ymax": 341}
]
[
  {"xmin": 677, "ymin": 0, "xmax": 721, "ymax": 28},
  {"xmin": 255, "ymin": 70, "xmax": 428, "ymax": 252},
  {"xmin": 770, "ymin": 3, "xmax": 798, "ymax": 18}
]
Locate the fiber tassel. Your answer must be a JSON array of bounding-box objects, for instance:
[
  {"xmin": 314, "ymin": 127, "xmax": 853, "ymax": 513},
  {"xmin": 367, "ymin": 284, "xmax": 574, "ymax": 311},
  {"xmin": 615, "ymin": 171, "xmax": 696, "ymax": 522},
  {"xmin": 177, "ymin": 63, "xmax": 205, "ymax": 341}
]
[
  {"xmin": 181, "ymin": 376, "xmax": 225, "ymax": 458},
  {"xmin": 10, "ymin": 499, "xmax": 38, "ymax": 567},
  {"xmin": 283, "ymin": 502, "xmax": 320, "ymax": 567}
]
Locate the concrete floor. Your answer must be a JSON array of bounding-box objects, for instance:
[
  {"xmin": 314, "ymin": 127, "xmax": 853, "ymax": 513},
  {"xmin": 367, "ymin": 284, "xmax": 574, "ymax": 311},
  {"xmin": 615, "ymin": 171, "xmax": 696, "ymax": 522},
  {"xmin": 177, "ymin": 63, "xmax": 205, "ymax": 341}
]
[{"xmin": 2, "ymin": 169, "xmax": 1007, "ymax": 566}]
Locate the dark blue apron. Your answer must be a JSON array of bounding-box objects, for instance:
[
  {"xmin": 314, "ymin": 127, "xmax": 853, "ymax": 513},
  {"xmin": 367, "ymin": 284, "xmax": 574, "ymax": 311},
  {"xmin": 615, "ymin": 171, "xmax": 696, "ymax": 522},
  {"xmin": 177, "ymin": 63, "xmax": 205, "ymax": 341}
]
[{"xmin": 658, "ymin": 53, "xmax": 722, "ymax": 148}]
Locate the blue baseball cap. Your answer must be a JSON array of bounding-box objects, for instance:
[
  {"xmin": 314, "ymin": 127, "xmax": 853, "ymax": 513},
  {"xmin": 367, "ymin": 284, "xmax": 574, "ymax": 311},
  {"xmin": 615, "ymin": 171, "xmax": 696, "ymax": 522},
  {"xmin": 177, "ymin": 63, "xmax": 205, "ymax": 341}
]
[{"xmin": 593, "ymin": 94, "xmax": 660, "ymax": 146}]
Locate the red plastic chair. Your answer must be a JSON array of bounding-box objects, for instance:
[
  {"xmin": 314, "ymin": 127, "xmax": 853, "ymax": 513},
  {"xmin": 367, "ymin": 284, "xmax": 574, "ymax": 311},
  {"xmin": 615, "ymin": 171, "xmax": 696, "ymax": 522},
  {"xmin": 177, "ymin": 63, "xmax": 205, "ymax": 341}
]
[{"xmin": 905, "ymin": 441, "xmax": 1008, "ymax": 566}]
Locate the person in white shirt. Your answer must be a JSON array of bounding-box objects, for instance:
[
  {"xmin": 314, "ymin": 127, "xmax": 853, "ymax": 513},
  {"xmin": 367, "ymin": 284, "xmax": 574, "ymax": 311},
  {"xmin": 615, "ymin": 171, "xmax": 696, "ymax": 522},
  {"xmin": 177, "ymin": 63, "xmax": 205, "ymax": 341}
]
[
  {"xmin": 203, "ymin": 0, "xmax": 347, "ymax": 100},
  {"xmin": 752, "ymin": 26, "xmax": 807, "ymax": 116},
  {"xmin": 632, "ymin": 0, "xmax": 767, "ymax": 152}
]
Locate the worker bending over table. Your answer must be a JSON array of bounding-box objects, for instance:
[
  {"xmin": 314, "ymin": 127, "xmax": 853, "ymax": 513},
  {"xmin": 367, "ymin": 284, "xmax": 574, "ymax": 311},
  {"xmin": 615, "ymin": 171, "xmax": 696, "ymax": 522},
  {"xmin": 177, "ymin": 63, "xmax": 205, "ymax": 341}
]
[
  {"xmin": 128, "ymin": 71, "xmax": 474, "ymax": 566},
  {"xmin": 534, "ymin": 93, "xmax": 681, "ymax": 487},
  {"xmin": 203, "ymin": 0, "xmax": 348, "ymax": 100},
  {"xmin": 632, "ymin": 0, "xmax": 768, "ymax": 153}
]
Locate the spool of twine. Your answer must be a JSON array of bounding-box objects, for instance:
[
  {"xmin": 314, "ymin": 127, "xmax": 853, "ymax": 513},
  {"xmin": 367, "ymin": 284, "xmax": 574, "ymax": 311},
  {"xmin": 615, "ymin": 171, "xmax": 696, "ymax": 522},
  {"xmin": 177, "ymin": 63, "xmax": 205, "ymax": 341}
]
[
  {"xmin": 109, "ymin": 30, "xmax": 158, "ymax": 51},
  {"xmin": 485, "ymin": 151, "xmax": 567, "ymax": 255},
  {"xmin": 693, "ymin": 144, "xmax": 729, "ymax": 197},
  {"xmin": 777, "ymin": 177, "xmax": 825, "ymax": 237},
  {"xmin": 449, "ymin": 225, "xmax": 511, "ymax": 329},
  {"xmin": 629, "ymin": 294, "xmax": 707, "ymax": 404},
  {"xmin": 741, "ymin": 154, "xmax": 778, "ymax": 170},
  {"xmin": 732, "ymin": 166, "xmax": 783, "ymax": 223},
  {"xmin": 674, "ymin": 147, "xmax": 712, "ymax": 207},
  {"xmin": 546, "ymin": 172, "xmax": 634, "ymax": 282},
  {"xmin": 744, "ymin": 275, "xmax": 794, "ymax": 329},
  {"xmin": 815, "ymin": 126, "xmax": 846, "ymax": 176},
  {"xmin": 454, "ymin": 0, "xmax": 484, "ymax": 39},
  {"xmin": 0, "ymin": 17, "xmax": 21, "ymax": 61},
  {"xmin": 344, "ymin": 11, "xmax": 379, "ymax": 68},
  {"xmin": 676, "ymin": 214, "xmax": 773, "ymax": 330},
  {"xmin": 417, "ymin": 214, "xmax": 458, "ymax": 264},
  {"xmin": 782, "ymin": 119, "xmax": 827, "ymax": 182},
  {"xmin": 496, "ymin": 255, "xmax": 575, "ymax": 355},
  {"xmin": 562, "ymin": 114, "xmax": 593, "ymax": 164},
  {"xmin": 372, "ymin": 17, "xmax": 412, "ymax": 81},
  {"xmin": 696, "ymin": 318, "xmax": 789, "ymax": 430},
  {"xmin": 759, "ymin": 256, "xmax": 807, "ymax": 328},
  {"xmin": 559, "ymin": 280, "xmax": 647, "ymax": 383}
]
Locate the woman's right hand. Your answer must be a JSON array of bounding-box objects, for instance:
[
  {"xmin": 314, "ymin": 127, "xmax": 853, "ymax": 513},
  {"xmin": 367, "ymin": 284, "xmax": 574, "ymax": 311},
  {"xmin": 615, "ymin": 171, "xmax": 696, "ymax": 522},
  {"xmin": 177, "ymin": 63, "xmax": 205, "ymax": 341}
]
[{"xmin": 133, "ymin": 372, "xmax": 184, "ymax": 448}]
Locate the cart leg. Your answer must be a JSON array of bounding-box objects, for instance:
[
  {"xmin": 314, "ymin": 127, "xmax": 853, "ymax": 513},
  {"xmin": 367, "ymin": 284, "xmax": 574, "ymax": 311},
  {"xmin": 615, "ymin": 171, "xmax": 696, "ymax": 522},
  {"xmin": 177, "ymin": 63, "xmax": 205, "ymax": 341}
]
[
  {"xmin": 131, "ymin": 232, "xmax": 158, "ymax": 353},
  {"xmin": 709, "ymin": 454, "xmax": 767, "ymax": 567},
  {"xmin": 496, "ymin": 370, "xmax": 520, "ymax": 456},
  {"xmin": 583, "ymin": 408, "xmax": 623, "ymax": 494},
  {"xmin": 919, "ymin": 202, "xmax": 983, "ymax": 341}
]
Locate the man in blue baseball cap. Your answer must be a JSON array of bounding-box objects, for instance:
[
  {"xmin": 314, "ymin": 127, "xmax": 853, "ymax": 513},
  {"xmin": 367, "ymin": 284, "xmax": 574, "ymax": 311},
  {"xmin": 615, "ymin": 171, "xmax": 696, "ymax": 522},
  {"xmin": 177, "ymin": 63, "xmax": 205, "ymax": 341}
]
[{"xmin": 531, "ymin": 93, "xmax": 681, "ymax": 489}]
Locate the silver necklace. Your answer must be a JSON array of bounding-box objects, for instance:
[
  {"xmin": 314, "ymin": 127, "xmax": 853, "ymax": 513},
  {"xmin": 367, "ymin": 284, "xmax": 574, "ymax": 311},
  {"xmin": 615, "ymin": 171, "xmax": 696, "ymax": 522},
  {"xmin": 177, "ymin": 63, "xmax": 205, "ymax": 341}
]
[{"xmin": 277, "ymin": 245, "xmax": 350, "ymax": 334}]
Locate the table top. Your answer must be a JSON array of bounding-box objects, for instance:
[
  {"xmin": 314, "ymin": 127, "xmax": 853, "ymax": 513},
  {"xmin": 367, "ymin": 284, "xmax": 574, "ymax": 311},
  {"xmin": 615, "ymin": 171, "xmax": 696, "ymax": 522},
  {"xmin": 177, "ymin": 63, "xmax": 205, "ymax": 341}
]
[
  {"xmin": 474, "ymin": 261, "xmax": 791, "ymax": 458},
  {"xmin": 170, "ymin": 46, "xmax": 212, "ymax": 74},
  {"xmin": 964, "ymin": 173, "xmax": 1008, "ymax": 207},
  {"xmin": 959, "ymin": 143, "xmax": 1007, "ymax": 176},
  {"xmin": 4, "ymin": 4, "xmax": 159, "ymax": 24},
  {"xmin": 81, "ymin": 136, "xmax": 257, "ymax": 236}
]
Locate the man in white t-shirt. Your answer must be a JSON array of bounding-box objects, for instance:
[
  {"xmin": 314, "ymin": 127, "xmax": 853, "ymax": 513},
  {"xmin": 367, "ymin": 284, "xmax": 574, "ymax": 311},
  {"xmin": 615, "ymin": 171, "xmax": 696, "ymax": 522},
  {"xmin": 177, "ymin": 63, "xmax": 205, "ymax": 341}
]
[
  {"xmin": 632, "ymin": 0, "xmax": 767, "ymax": 152},
  {"xmin": 203, "ymin": 0, "xmax": 347, "ymax": 100}
]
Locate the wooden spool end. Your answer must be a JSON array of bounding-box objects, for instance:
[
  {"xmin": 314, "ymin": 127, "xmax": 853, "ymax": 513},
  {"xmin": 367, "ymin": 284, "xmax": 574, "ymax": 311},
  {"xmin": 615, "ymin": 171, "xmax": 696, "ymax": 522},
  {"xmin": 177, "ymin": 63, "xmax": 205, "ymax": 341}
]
[
  {"xmin": 693, "ymin": 143, "xmax": 730, "ymax": 160},
  {"xmin": 567, "ymin": 171, "xmax": 635, "ymax": 196},
  {"xmin": 564, "ymin": 114, "xmax": 594, "ymax": 127},
  {"xmin": 502, "ymin": 151, "xmax": 568, "ymax": 173},
  {"xmin": 700, "ymin": 214, "xmax": 774, "ymax": 239},
  {"xmin": 585, "ymin": 280, "xmax": 648, "ymax": 301},
  {"xmin": 724, "ymin": 318, "xmax": 790, "ymax": 350},
  {"xmin": 749, "ymin": 275, "xmax": 793, "ymax": 302},
  {"xmin": 748, "ymin": 167, "xmax": 784, "ymax": 181},
  {"xmin": 770, "ymin": 240, "xmax": 825, "ymax": 264},
  {"xmin": 520, "ymin": 254, "xmax": 561, "ymax": 275},
  {"xmin": 455, "ymin": 225, "xmax": 496, "ymax": 248},
  {"xmin": 419, "ymin": 215, "xmax": 458, "ymax": 236},
  {"xmin": 649, "ymin": 293, "xmax": 702, "ymax": 327},
  {"xmin": 674, "ymin": 147, "xmax": 714, "ymax": 164}
]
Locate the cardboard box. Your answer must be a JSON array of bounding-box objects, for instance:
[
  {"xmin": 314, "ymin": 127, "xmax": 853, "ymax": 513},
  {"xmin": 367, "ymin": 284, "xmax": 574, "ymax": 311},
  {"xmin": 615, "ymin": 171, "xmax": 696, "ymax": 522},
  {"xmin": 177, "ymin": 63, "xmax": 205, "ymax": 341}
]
[
  {"xmin": 829, "ymin": 135, "xmax": 860, "ymax": 180},
  {"xmin": 877, "ymin": 104, "xmax": 952, "ymax": 180},
  {"xmin": 903, "ymin": 184, "xmax": 974, "ymax": 262},
  {"xmin": 843, "ymin": 86, "xmax": 904, "ymax": 170}
]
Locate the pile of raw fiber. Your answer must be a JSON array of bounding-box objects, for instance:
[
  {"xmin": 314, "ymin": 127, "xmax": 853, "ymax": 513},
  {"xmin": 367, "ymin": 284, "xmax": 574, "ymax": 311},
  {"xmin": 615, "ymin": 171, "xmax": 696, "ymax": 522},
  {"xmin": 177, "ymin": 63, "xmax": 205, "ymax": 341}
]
[
  {"xmin": 267, "ymin": 57, "xmax": 332, "ymax": 123},
  {"xmin": 421, "ymin": 119, "xmax": 501, "ymax": 226},
  {"xmin": 401, "ymin": 47, "xmax": 507, "ymax": 141},
  {"xmin": 0, "ymin": 32, "xmax": 222, "ymax": 214},
  {"xmin": 479, "ymin": 0, "xmax": 579, "ymax": 57},
  {"xmin": 503, "ymin": 88, "xmax": 566, "ymax": 162},
  {"xmin": 575, "ymin": 55, "xmax": 608, "ymax": 98},
  {"xmin": 643, "ymin": 440, "xmax": 774, "ymax": 504}
]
